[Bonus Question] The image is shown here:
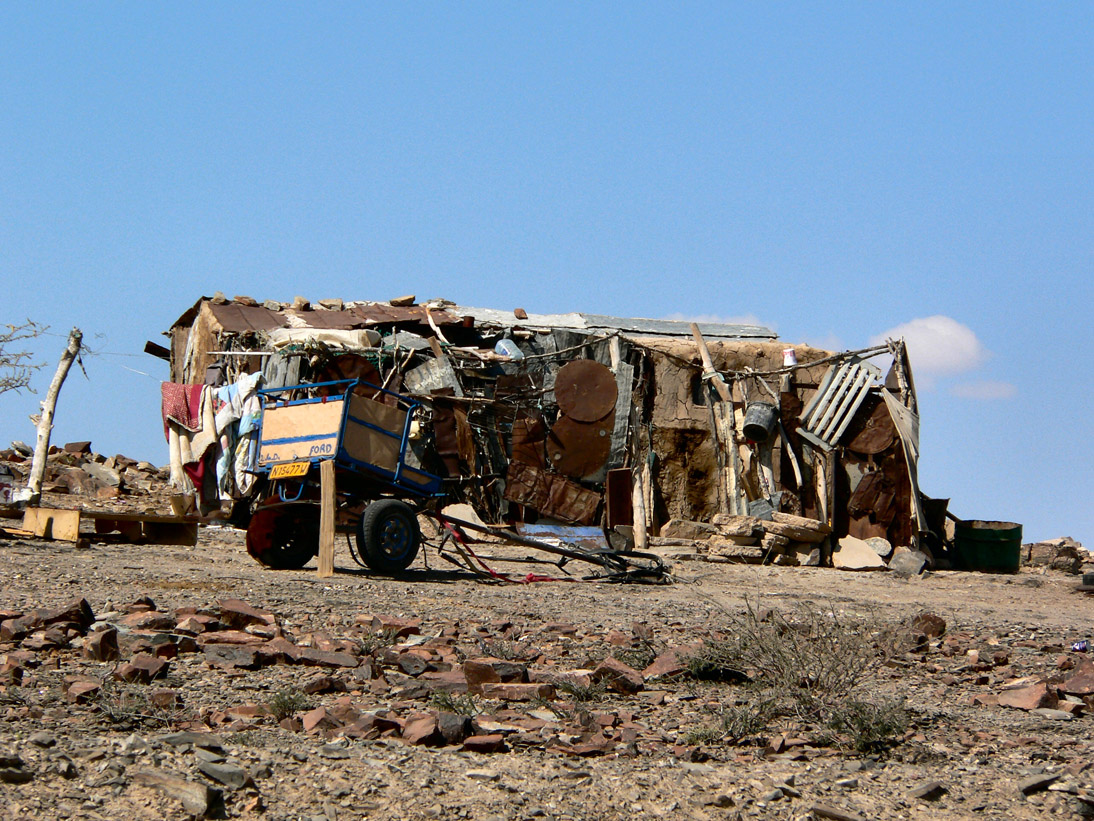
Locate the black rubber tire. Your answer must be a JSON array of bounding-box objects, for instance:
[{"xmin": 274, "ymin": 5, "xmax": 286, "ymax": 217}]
[
  {"xmin": 246, "ymin": 505, "xmax": 320, "ymax": 570},
  {"xmin": 356, "ymin": 499, "xmax": 420, "ymax": 573}
]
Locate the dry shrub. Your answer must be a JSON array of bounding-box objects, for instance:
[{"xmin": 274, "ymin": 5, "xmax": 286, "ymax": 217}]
[
  {"xmin": 92, "ymin": 679, "xmax": 188, "ymax": 729},
  {"xmin": 684, "ymin": 600, "xmax": 907, "ymax": 752},
  {"xmin": 266, "ymin": 688, "xmax": 313, "ymax": 721}
]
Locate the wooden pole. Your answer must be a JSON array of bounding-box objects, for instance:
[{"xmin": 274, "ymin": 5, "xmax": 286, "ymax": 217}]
[
  {"xmin": 631, "ymin": 466, "xmax": 648, "ymax": 551},
  {"xmin": 26, "ymin": 328, "xmax": 82, "ymax": 506},
  {"xmin": 317, "ymin": 459, "xmax": 336, "ymax": 577},
  {"xmin": 690, "ymin": 324, "xmax": 731, "ymax": 402}
]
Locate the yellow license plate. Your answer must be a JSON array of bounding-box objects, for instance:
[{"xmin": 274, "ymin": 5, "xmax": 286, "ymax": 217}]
[{"xmin": 270, "ymin": 461, "xmax": 310, "ymax": 479}]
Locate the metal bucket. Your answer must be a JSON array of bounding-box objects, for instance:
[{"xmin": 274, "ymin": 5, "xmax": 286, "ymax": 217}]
[
  {"xmin": 742, "ymin": 402, "xmax": 778, "ymax": 442},
  {"xmin": 953, "ymin": 520, "xmax": 1022, "ymax": 573}
]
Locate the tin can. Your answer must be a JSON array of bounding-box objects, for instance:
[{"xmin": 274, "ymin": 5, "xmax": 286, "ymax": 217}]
[{"xmin": 782, "ymin": 348, "xmax": 797, "ymax": 367}]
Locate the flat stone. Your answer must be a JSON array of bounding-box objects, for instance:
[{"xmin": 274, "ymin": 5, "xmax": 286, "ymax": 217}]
[
  {"xmin": 293, "ymin": 647, "xmax": 358, "ymax": 668},
  {"xmin": 301, "ymin": 707, "xmax": 341, "ymax": 733},
  {"xmin": 42, "ymin": 598, "xmax": 95, "ymax": 630},
  {"xmin": 132, "ymin": 769, "xmax": 224, "ymax": 816},
  {"xmin": 461, "ymin": 734, "xmax": 505, "ymax": 753},
  {"xmin": 119, "ymin": 612, "xmax": 177, "ymax": 631},
  {"xmin": 158, "ymin": 732, "xmax": 224, "ymax": 750},
  {"xmin": 0, "ymin": 767, "xmax": 33, "ymax": 784},
  {"xmin": 1031, "ymin": 708, "xmax": 1073, "ymax": 721},
  {"xmin": 115, "ymin": 653, "xmax": 169, "ymax": 684},
  {"xmin": 65, "ymin": 680, "xmax": 101, "ymax": 703},
  {"xmin": 402, "ymin": 714, "xmax": 440, "ymax": 746},
  {"xmin": 196, "ymin": 760, "xmax": 252, "ymax": 790},
  {"xmin": 196, "ymin": 630, "xmax": 265, "ymax": 646},
  {"xmin": 642, "ymin": 649, "xmax": 685, "ymax": 680},
  {"xmin": 1062, "ymin": 660, "xmax": 1094, "ymax": 695},
  {"xmin": 203, "ymin": 644, "xmax": 262, "ymax": 670},
  {"xmin": 218, "ymin": 599, "xmax": 276, "ymax": 630},
  {"xmin": 909, "ymin": 781, "xmax": 947, "ymax": 801},
  {"xmin": 833, "ymin": 536, "xmax": 888, "ymax": 570},
  {"xmin": 463, "ymin": 657, "xmax": 527, "ymax": 694},
  {"xmin": 465, "ymin": 768, "xmax": 500, "ymax": 781},
  {"xmin": 998, "ymin": 683, "xmax": 1058, "ymax": 711},
  {"xmin": 810, "ymin": 803, "xmax": 866, "ymax": 821},
  {"xmin": 592, "ymin": 657, "xmax": 644, "ymax": 693},
  {"xmin": 1019, "ymin": 772, "xmax": 1061, "ymax": 794},
  {"xmin": 27, "ymin": 731, "xmax": 55, "ymax": 748},
  {"xmin": 480, "ymin": 682, "xmax": 555, "ymax": 702}
]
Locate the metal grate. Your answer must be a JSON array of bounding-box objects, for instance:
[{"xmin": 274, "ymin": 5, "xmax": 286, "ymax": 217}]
[{"xmin": 798, "ymin": 356, "xmax": 882, "ymax": 451}]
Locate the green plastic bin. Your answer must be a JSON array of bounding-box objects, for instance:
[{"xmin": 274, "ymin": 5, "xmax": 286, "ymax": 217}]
[{"xmin": 953, "ymin": 520, "xmax": 1022, "ymax": 573}]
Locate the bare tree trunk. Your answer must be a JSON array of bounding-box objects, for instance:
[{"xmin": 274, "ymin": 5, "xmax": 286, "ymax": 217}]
[{"xmin": 26, "ymin": 328, "xmax": 82, "ymax": 505}]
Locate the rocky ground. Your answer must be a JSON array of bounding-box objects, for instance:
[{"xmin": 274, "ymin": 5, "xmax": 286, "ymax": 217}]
[{"xmin": 2, "ymin": 518, "xmax": 1094, "ymax": 820}]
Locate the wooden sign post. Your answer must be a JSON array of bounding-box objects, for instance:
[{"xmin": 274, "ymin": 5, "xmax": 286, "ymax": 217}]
[{"xmin": 317, "ymin": 460, "xmax": 336, "ymax": 578}]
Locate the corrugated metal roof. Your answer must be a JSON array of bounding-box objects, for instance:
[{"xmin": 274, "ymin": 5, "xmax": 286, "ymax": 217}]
[
  {"xmin": 453, "ymin": 305, "xmax": 776, "ymax": 340},
  {"xmin": 208, "ymin": 302, "xmax": 289, "ymax": 333},
  {"xmin": 173, "ymin": 297, "xmax": 774, "ymax": 340}
]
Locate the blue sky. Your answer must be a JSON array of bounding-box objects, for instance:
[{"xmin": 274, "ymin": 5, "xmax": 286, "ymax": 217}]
[{"xmin": 1, "ymin": 4, "xmax": 1090, "ymax": 545}]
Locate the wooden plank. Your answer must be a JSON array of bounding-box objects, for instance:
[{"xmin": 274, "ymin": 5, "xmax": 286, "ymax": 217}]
[
  {"xmin": 21, "ymin": 507, "xmax": 81, "ymax": 542},
  {"xmin": 341, "ymin": 394, "xmax": 405, "ymax": 472},
  {"xmin": 317, "ymin": 459, "xmax": 336, "ymax": 578},
  {"xmin": 258, "ymin": 400, "xmax": 344, "ymax": 465}
]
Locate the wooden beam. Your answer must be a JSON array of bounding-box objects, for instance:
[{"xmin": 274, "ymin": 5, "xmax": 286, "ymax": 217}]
[
  {"xmin": 317, "ymin": 459, "xmax": 336, "ymax": 577},
  {"xmin": 690, "ymin": 323, "xmax": 731, "ymax": 402}
]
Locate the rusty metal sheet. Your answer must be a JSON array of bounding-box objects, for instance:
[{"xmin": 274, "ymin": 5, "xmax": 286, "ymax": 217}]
[
  {"xmin": 511, "ymin": 414, "xmax": 547, "ymax": 469},
  {"xmin": 842, "ymin": 396, "xmax": 896, "ymax": 454},
  {"xmin": 554, "ymin": 360, "xmax": 617, "ymax": 422},
  {"xmin": 504, "ymin": 463, "xmax": 601, "ymax": 525},
  {"xmin": 208, "ymin": 302, "xmax": 289, "ymax": 333},
  {"xmin": 348, "ymin": 303, "xmax": 460, "ymax": 326},
  {"xmin": 546, "ymin": 415, "xmax": 612, "ymax": 479},
  {"xmin": 283, "ymin": 308, "xmax": 364, "ymax": 330}
]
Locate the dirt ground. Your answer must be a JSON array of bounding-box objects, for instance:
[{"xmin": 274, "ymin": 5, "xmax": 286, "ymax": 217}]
[{"xmin": 3, "ymin": 522, "xmax": 1094, "ymax": 820}]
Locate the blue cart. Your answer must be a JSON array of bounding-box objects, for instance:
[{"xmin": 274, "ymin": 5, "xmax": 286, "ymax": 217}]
[{"xmin": 244, "ymin": 379, "xmax": 446, "ymax": 572}]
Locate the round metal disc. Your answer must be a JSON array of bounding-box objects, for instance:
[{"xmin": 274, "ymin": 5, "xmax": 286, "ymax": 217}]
[
  {"xmin": 546, "ymin": 415, "xmax": 612, "ymax": 479},
  {"xmin": 554, "ymin": 360, "xmax": 617, "ymax": 422}
]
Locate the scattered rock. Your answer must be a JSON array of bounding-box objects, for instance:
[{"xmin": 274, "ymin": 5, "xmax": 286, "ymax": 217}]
[
  {"xmin": 196, "ymin": 760, "xmax": 252, "ymax": 790},
  {"xmin": 132, "ymin": 769, "xmax": 225, "ymax": 817},
  {"xmin": 909, "ymin": 781, "xmax": 947, "ymax": 801},
  {"xmin": 592, "ymin": 657, "xmax": 644, "ymax": 694},
  {"xmin": 888, "ymin": 548, "xmax": 928, "ymax": 577},
  {"xmin": 1019, "ymin": 772, "xmax": 1061, "ymax": 795},
  {"xmin": 998, "ymin": 683, "xmax": 1058, "ymax": 712}
]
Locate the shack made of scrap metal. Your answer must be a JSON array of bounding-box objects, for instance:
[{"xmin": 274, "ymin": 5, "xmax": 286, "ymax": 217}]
[{"xmin": 160, "ymin": 294, "xmax": 928, "ymax": 563}]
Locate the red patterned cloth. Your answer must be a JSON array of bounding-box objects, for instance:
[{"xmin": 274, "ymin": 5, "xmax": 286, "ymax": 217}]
[{"xmin": 161, "ymin": 382, "xmax": 204, "ymax": 440}]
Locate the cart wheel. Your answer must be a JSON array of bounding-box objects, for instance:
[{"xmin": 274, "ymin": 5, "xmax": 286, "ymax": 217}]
[
  {"xmin": 356, "ymin": 499, "xmax": 420, "ymax": 573},
  {"xmin": 246, "ymin": 504, "xmax": 319, "ymax": 570}
]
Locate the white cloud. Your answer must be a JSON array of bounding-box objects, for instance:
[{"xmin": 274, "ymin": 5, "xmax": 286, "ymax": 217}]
[
  {"xmin": 664, "ymin": 312, "xmax": 773, "ymax": 330},
  {"xmin": 950, "ymin": 380, "xmax": 1017, "ymax": 400},
  {"xmin": 870, "ymin": 315, "xmax": 988, "ymax": 377}
]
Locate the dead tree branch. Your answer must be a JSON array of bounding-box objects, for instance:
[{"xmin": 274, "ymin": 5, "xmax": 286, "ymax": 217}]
[{"xmin": 0, "ymin": 320, "xmax": 47, "ymax": 395}]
